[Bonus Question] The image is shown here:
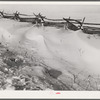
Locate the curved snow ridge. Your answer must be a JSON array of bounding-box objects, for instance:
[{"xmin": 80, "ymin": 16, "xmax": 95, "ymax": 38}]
[
  {"xmin": 23, "ymin": 28, "xmax": 53, "ymax": 57},
  {"xmin": 1, "ymin": 25, "xmax": 100, "ymax": 75}
]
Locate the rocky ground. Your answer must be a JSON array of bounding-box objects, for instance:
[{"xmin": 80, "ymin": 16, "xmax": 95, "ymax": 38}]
[
  {"xmin": 0, "ymin": 43, "xmax": 71, "ymax": 90},
  {"xmin": 0, "ymin": 42, "xmax": 99, "ymax": 91}
]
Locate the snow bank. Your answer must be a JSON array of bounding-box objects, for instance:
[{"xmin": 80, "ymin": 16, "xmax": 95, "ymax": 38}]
[
  {"xmin": 42, "ymin": 29, "xmax": 100, "ymax": 74},
  {"xmin": 22, "ymin": 27, "xmax": 100, "ymax": 74},
  {"xmin": 0, "ymin": 19, "xmax": 100, "ymax": 75}
]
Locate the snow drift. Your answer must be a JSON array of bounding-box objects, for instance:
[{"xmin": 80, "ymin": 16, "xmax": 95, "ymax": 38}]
[{"xmin": 0, "ymin": 19, "xmax": 100, "ymax": 76}]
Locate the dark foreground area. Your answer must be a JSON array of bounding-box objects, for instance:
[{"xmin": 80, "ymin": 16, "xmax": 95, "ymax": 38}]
[{"xmin": 0, "ymin": 43, "xmax": 71, "ymax": 90}]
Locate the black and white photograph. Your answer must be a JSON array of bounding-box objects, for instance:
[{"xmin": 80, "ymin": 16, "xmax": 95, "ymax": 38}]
[{"xmin": 0, "ymin": 1, "xmax": 100, "ymax": 93}]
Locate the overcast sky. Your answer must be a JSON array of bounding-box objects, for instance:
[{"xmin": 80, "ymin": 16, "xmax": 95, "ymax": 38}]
[
  {"xmin": 0, "ymin": 4, "xmax": 100, "ymax": 22},
  {"xmin": 0, "ymin": 5, "xmax": 99, "ymax": 14}
]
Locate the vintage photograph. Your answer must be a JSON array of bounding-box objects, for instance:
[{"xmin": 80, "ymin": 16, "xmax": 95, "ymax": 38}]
[{"xmin": 0, "ymin": 2, "xmax": 99, "ymax": 91}]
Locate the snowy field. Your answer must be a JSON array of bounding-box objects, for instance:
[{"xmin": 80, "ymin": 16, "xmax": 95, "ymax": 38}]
[
  {"xmin": 0, "ymin": 3, "xmax": 100, "ymax": 91},
  {"xmin": 0, "ymin": 18, "xmax": 99, "ymax": 90}
]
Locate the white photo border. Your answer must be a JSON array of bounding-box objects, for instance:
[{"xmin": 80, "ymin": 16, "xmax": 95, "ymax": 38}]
[{"xmin": 0, "ymin": 1, "xmax": 100, "ymax": 99}]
